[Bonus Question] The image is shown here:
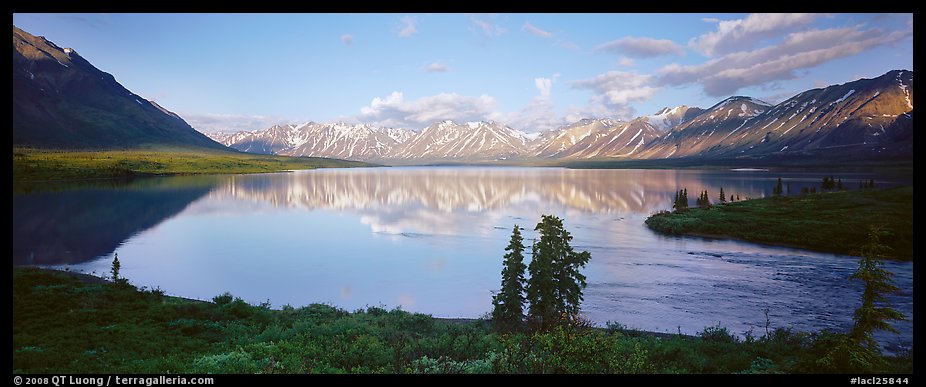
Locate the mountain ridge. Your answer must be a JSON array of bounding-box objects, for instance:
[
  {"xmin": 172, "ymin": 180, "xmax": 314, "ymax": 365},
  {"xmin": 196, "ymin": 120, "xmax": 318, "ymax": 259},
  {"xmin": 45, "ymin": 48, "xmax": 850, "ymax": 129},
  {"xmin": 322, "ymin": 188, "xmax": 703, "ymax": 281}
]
[
  {"xmin": 209, "ymin": 70, "xmax": 912, "ymax": 163},
  {"xmin": 13, "ymin": 26, "xmax": 226, "ymax": 150}
]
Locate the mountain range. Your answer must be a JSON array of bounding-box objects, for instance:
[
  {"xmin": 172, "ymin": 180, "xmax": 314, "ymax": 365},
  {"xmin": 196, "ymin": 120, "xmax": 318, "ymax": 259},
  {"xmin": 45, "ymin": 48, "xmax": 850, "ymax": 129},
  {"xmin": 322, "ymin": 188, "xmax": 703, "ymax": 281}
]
[
  {"xmin": 12, "ymin": 25, "xmax": 912, "ymax": 164},
  {"xmin": 209, "ymin": 69, "xmax": 913, "ymax": 163}
]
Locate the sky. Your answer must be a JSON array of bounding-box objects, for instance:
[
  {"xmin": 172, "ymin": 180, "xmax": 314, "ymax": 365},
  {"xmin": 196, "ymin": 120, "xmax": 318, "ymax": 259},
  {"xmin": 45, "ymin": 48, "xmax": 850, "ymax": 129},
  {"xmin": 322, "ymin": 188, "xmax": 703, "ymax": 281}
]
[{"xmin": 13, "ymin": 13, "xmax": 913, "ymax": 134}]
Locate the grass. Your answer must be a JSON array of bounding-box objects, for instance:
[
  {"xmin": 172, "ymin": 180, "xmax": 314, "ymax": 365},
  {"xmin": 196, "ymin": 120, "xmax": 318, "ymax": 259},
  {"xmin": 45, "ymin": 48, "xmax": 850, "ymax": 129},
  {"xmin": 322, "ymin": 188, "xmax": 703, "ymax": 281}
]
[
  {"xmin": 644, "ymin": 186, "xmax": 913, "ymax": 261},
  {"xmin": 13, "ymin": 267, "xmax": 912, "ymax": 374},
  {"xmin": 12, "ymin": 147, "xmax": 376, "ymax": 182}
]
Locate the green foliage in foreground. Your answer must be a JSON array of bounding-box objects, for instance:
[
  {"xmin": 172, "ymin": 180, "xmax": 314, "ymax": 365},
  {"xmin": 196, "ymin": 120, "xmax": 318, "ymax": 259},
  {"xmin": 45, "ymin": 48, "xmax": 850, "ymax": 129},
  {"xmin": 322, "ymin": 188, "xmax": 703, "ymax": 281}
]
[
  {"xmin": 13, "ymin": 147, "xmax": 374, "ymax": 182},
  {"xmin": 645, "ymin": 186, "xmax": 913, "ymax": 260},
  {"xmin": 13, "ymin": 268, "xmax": 911, "ymax": 374}
]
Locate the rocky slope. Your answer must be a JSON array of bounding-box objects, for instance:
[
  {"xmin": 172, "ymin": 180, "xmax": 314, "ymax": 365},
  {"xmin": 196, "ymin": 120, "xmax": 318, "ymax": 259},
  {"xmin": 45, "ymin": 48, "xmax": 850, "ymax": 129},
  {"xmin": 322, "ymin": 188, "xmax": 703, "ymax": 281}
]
[{"xmin": 13, "ymin": 26, "xmax": 225, "ymax": 150}]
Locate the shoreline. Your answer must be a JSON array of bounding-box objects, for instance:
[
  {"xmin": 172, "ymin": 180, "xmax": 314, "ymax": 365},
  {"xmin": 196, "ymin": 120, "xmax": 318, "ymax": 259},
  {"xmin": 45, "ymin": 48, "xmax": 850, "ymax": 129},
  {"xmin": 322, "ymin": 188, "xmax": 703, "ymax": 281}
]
[
  {"xmin": 33, "ymin": 266, "xmax": 688, "ymax": 339},
  {"xmin": 12, "ymin": 147, "xmax": 376, "ymax": 184},
  {"xmin": 645, "ymin": 186, "xmax": 913, "ymax": 261},
  {"xmin": 14, "ymin": 267, "xmax": 911, "ymax": 373}
]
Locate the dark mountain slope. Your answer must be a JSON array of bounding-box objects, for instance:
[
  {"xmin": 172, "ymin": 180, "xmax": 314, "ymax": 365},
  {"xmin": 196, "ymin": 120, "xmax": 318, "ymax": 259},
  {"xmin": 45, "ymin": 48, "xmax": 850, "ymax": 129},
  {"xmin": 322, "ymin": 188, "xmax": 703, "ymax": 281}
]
[{"xmin": 13, "ymin": 26, "xmax": 226, "ymax": 150}]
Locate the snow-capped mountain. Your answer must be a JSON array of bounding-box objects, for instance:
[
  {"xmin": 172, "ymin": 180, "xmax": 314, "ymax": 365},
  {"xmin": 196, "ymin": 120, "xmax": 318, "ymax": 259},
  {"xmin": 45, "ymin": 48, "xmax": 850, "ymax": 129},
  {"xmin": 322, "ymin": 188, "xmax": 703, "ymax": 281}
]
[
  {"xmin": 639, "ymin": 70, "xmax": 913, "ymax": 159},
  {"xmin": 643, "ymin": 106, "xmax": 704, "ymax": 131},
  {"xmin": 207, "ymin": 122, "xmax": 416, "ymax": 161},
  {"xmin": 389, "ymin": 120, "xmax": 531, "ymax": 160},
  {"xmin": 206, "ymin": 69, "xmax": 912, "ymax": 163},
  {"xmin": 530, "ymin": 118, "xmax": 620, "ymax": 157},
  {"xmin": 635, "ymin": 96, "xmax": 772, "ymax": 159},
  {"xmin": 529, "ymin": 118, "xmax": 662, "ymax": 158}
]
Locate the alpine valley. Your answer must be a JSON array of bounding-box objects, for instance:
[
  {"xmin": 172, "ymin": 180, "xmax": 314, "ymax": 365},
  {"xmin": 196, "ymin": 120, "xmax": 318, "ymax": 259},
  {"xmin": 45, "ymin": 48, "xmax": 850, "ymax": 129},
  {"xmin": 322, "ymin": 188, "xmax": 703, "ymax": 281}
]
[{"xmin": 208, "ymin": 70, "xmax": 913, "ymax": 164}]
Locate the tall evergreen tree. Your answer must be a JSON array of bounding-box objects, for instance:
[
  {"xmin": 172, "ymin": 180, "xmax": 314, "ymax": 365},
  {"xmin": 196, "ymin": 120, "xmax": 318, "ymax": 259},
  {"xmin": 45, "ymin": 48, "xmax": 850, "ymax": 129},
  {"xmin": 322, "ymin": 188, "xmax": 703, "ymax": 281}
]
[
  {"xmin": 696, "ymin": 190, "xmax": 711, "ymax": 207},
  {"xmin": 673, "ymin": 189, "xmax": 689, "ymax": 212},
  {"xmin": 850, "ymin": 227, "xmax": 905, "ymax": 350},
  {"xmin": 773, "ymin": 177, "xmax": 783, "ymax": 196},
  {"xmin": 719, "ymin": 187, "xmax": 726, "ymax": 203},
  {"xmin": 111, "ymin": 253, "xmax": 121, "ymax": 284},
  {"xmin": 837, "ymin": 178, "xmax": 844, "ymax": 191},
  {"xmin": 492, "ymin": 225, "xmax": 527, "ymax": 331},
  {"xmin": 526, "ymin": 215, "xmax": 591, "ymax": 331}
]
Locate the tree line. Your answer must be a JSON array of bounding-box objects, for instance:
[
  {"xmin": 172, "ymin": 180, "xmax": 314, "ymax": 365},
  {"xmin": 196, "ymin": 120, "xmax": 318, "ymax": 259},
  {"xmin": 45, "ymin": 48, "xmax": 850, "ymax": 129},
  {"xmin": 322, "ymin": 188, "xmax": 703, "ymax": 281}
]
[{"xmin": 668, "ymin": 176, "xmax": 879, "ymax": 211}]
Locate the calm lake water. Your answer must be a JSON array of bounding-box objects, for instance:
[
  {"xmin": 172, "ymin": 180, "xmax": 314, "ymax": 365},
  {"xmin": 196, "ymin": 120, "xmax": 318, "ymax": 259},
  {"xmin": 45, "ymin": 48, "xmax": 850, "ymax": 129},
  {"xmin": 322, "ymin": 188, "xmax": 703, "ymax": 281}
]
[{"xmin": 13, "ymin": 167, "xmax": 913, "ymax": 352}]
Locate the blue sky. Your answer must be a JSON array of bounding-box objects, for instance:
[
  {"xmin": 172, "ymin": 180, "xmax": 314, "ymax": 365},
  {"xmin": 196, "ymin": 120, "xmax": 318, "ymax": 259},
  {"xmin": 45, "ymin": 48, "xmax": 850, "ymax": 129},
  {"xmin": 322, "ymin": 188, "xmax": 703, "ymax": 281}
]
[{"xmin": 13, "ymin": 13, "xmax": 913, "ymax": 133}]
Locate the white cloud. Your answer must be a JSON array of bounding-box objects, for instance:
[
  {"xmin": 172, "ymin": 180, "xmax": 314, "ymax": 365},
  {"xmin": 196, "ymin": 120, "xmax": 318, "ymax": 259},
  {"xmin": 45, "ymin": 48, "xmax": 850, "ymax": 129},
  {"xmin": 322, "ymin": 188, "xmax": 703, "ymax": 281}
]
[
  {"xmin": 595, "ymin": 36, "xmax": 684, "ymax": 58},
  {"xmin": 518, "ymin": 20, "xmax": 579, "ymax": 50},
  {"xmin": 340, "ymin": 34, "xmax": 353, "ymax": 46},
  {"xmin": 570, "ymin": 71, "xmax": 657, "ymax": 121},
  {"xmin": 399, "ymin": 16, "xmax": 417, "ymax": 38},
  {"xmin": 522, "ymin": 21, "xmax": 552, "ymax": 38},
  {"xmin": 618, "ymin": 56, "xmax": 635, "ymax": 67},
  {"xmin": 689, "ymin": 13, "xmax": 823, "ymax": 56},
  {"xmin": 534, "ymin": 77, "xmax": 553, "ymax": 97},
  {"xmin": 469, "ymin": 14, "xmax": 505, "ymax": 37},
  {"xmin": 501, "ymin": 76, "xmax": 563, "ymax": 133},
  {"xmin": 423, "ymin": 62, "xmax": 449, "ymax": 72},
  {"xmin": 184, "ymin": 113, "xmax": 289, "ymax": 134},
  {"xmin": 572, "ymin": 71, "xmax": 657, "ymax": 106},
  {"xmin": 661, "ymin": 26, "xmax": 912, "ymax": 96},
  {"xmin": 358, "ymin": 91, "xmax": 498, "ymax": 129},
  {"xmin": 504, "ymin": 97, "xmax": 563, "ymax": 133}
]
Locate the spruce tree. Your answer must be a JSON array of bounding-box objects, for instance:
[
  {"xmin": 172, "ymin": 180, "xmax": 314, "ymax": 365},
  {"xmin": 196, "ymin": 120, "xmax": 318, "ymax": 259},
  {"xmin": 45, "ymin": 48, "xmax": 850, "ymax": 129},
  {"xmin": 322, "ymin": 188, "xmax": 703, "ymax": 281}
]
[
  {"xmin": 719, "ymin": 187, "xmax": 726, "ymax": 203},
  {"xmin": 773, "ymin": 177, "xmax": 783, "ymax": 196},
  {"xmin": 697, "ymin": 190, "xmax": 710, "ymax": 207},
  {"xmin": 822, "ymin": 176, "xmax": 836, "ymax": 191},
  {"xmin": 492, "ymin": 225, "xmax": 527, "ymax": 331},
  {"xmin": 526, "ymin": 215, "xmax": 591, "ymax": 331},
  {"xmin": 850, "ymin": 227, "xmax": 905, "ymax": 350},
  {"xmin": 111, "ymin": 253, "xmax": 121, "ymax": 284},
  {"xmin": 674, "ymin": 189, "xmax": 689, "ymax": 212}
]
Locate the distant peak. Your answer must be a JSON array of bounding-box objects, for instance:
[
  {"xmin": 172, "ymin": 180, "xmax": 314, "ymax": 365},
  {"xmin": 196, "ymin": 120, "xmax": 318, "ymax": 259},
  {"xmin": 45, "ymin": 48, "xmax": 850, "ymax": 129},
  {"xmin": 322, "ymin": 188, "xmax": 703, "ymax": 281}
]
[{"xmin": 714, "ymin": 96, "xmax": 771, "ymax": 110}]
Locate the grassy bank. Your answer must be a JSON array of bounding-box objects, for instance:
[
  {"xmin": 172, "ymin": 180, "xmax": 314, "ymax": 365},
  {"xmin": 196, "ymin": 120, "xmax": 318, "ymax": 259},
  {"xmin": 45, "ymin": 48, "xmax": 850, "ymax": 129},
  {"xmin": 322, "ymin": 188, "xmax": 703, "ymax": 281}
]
[
  {"xmin": 13, "ymin": 147, "xmax": 375, "ymax": 182},
  {"xmin": 13, "ymin": 267, "xmax": 911, "ymax": 374},
  {"xmin": 645, "ymin": 186, "xmax": 913, "ymax": 260}
]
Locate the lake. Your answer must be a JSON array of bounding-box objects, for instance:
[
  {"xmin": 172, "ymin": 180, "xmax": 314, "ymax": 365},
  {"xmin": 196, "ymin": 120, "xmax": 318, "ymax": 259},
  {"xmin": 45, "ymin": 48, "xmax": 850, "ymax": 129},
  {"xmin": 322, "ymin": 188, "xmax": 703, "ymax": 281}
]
[{"xmin": 13, "ymin": 167, "xmax": 913, "ymax": 352}]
